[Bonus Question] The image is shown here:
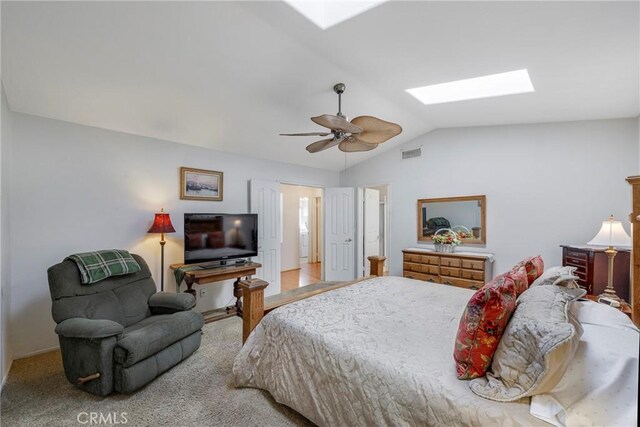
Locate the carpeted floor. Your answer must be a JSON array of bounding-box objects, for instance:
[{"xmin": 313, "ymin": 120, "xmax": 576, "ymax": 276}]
[{"xmin": 0, "ymin": 317, "xmax": 313, "ymax": 427}]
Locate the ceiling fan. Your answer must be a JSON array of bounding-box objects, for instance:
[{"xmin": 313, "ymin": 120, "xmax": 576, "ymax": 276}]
[{"xmin": 280, "ymin": 83, "xmax": 402, "ymax": 153}]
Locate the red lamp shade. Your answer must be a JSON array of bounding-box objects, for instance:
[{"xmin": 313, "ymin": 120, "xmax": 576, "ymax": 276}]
[{"xmin": 148, "ymin": 209, "xmax": 176, "ymax": 234}]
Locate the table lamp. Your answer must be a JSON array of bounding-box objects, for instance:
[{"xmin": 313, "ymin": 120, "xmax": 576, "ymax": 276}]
[
  {"xmin": 587, "ymin": 215, "xmax": 631, "ymax": 302},
  {"xmin": 147, "ymin": 208, "xmax": 176, "ymax": 291}
]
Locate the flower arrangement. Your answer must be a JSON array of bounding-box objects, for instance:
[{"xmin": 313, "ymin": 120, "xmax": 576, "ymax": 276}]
[{"xmin": 433, "ymin": 231, "xmax": 461, "ymax": 246}]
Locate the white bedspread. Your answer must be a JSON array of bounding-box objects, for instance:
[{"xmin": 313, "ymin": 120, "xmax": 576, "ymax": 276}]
[{"xmin": 233, "ymin": 276, "xmax": 539, "ymax": 426}]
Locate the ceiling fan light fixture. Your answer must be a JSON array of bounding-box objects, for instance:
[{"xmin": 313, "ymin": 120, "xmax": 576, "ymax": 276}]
[{"xmin": 406, "ymin": 69, "xmax": 535, "ymax": 106}]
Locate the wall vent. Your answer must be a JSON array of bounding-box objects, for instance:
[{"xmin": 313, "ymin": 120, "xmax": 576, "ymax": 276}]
[{"xmin": 401, "ymin": 148, "xmax": 421, "ymax": 160}]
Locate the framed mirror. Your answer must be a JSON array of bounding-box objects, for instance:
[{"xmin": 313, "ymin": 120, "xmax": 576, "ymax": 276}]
[{"xmin": 417, "ymin": 195, "xmax": 486, "ymax": 244}]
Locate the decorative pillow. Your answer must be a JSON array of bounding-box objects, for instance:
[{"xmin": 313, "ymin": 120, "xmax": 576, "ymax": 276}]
[
  {"xmin": 531, "ymin": 266, "xmax": 580, "ymax": 288},
  {"xmin": 469, "ymin": 285, "xmax": 586, "ymax": 402},
  {"xmin": 514, "ymin": 255, "xmax": 544, "ymax": 286},
  {"xmin": 454, "ymin": 273, "xmax": 518, "ymax": 380},
  {"xmin": 509, "ymin": 265, "xmax": 529, "ymax": 296}
]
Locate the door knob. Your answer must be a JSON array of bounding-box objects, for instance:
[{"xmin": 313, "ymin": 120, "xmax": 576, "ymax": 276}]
[{"xmin": 345, "ymin": 238, "xmax": 353, "ymax": 242}]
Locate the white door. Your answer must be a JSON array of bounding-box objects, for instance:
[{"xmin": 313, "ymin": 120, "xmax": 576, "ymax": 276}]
[
  {"xmin": 324, "ymin": 187, "xmax": 355, "ymax": 281},
  {"xmin": 364, "ymin": 188, "xmax": 380, "ymax": 275},
  {"xmin": 250, "ymin": 179, "xmax": 281, "ymax": 295}
]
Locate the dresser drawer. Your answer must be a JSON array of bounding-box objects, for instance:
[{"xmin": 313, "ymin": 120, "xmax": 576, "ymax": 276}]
[
  {"xmin": 403, "ymin": 271, "xmax": 439, "ymax": 283},
  {"xmin": 440, "ymin": 257, "xmax": 460, "ymax": 268},
  {"xmin": 566, "ymin": 250, "xmax": 587, "ymax": 260},
  {"xmin": 421, "ymin": 264, "xmax": 439, "ymax": 275},
  {"xmin": 572, "ymin": 269, "xmax": 587, "ymax": 280},
  {"xmin": 441, "ymin": 276, "xmax": 483, "ymax": 290},
  {"xmin": 461, "ymin": 269, "xmax": 484, "ymax": 281},
  {"xmin": 421, "ymin": 255, "xmax": 439, "ymax": 265},
  {"xmin": 440, "ymin": 267, "xmax": 460, "ymax": 277},
  {"xmin": 461, "ymin": 259, "xmax": 484, "ymax": 271},
  {"xmin": 403, "ymin": 253, "xmax": 422, "ymax": 263},
  {"xmin": 403, "ymin": 262, "xmax": 423, "ymax": 273},
  {"xmin": 565, "ymin": 256, "xmax": 586, "ymax": 267}
]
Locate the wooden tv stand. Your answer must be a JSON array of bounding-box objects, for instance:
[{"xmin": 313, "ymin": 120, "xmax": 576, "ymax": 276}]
[{"xmin": 169, "ymin": 261, "xmax": 262, "ymax": 316}]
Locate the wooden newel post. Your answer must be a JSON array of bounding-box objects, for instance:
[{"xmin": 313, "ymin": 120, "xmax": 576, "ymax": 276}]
[
  {"xmin": 368, "ymin": 256, "xmax": 386, "ymax": 276},
  {"xmin": 626, "ymin": 176, "xmax": 640, "ymax": 326},
  {"xmin": 238, "ymin": 278, "xmax": 269, "ymax": 343}
]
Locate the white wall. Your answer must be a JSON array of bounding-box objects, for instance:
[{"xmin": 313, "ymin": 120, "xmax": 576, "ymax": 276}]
[
  {"xmin": 1, "ymin": 86, "xmax": 13, "ymax": 384},
  {"xmin": 8, "ymin": 112, "xmax": 338, "ymax": 357},
  {"xmin": 342, "ymin": 118, "xmax": 638, "ymax": 278}
]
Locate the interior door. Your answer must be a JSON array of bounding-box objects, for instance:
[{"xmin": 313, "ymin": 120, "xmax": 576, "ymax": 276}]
[
  {"xmin": 364, "ymin": 188, "xmax": 380, "ymax": 275},
  {"xmin": 324, "ymin": 187, "xmax": 355, "ymax": 281},
  {"xmin": 250, "ymin": 179, "xmax": 281, "ymax": 295}
]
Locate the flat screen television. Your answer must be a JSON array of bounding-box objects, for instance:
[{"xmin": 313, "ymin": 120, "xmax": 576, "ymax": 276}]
[{"xmin": 184, "ymin": 213, "xmax": 258, "ymax": 264}]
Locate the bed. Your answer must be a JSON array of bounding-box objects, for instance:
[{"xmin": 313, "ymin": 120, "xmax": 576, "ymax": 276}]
[{"xmin": 233, "ymin": 271, "xmax": 638, "ymax": 426}]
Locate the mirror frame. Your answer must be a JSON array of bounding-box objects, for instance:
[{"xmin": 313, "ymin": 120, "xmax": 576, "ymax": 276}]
[{"xmin": 417, "ymin": 195, "xmax": 486, "ymax": 244}]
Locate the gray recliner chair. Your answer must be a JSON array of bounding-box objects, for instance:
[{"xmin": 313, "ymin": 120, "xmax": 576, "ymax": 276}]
[{"xmin": 47, "ymin": 254, "xmax": 205, "ymax": 396}]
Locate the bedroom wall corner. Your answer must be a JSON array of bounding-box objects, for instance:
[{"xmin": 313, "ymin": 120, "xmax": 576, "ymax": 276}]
[
  {"xmin": 340, "ymin": 118, "xmax": 638, "ymax": 278},
  {"xmin": 1, "ymin": 83, "xmax": 14, "ymax": 386}
]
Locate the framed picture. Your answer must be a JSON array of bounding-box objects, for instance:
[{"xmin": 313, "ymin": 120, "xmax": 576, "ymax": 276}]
[{"xmin": 180, "ymin": 167, "xmax": 223, "ymax": 201}]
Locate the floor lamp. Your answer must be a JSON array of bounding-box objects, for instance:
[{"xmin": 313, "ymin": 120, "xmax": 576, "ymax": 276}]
[
  {"xmin": 148, "ymin": 208, "xmax": 176, "ymax": 291},
  {"xmin": 587, "ymin": 215, "xmax": 631, "ymax": 302}
]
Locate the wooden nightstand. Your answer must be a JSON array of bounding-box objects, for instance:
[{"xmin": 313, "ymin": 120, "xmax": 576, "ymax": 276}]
[{"xmin": 584, "ymin": 294, "xmax": 632, "ymax": 318}]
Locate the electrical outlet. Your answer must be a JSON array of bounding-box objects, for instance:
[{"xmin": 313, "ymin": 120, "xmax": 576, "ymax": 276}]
[{"xmin": 199, "ymin": 289, "xmax": 207, "ymax": 298}]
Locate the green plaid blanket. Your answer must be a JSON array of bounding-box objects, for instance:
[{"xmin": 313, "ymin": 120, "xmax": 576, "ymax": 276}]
[
  {"xmin": 173, "ymin": 264, "xmax": 206, "ymax": 289},
  {"xmin": 66, "ymin": 250, "xmax": 141, "ymax": 285}
]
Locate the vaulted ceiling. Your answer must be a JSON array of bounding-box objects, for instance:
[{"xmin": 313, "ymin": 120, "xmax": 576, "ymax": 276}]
[{"xmin": 2, "ymin": 1, "xmax": 638, "ymax": 171}]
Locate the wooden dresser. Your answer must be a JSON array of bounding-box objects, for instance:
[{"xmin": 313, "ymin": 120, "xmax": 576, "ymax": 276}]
[
  {"xmin": 402, "ymin": 248, "xmax": 493, "ymax": 290},
  {"xmin": 561, "ymin": 245, "xmax": 630, "ymax": 301}
]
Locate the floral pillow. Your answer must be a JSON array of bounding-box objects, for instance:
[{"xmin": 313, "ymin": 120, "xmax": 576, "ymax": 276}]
[
  {"xmin": 454, "ymin": 273, "xmax": 518, "ymax": 380},
  {"xmin": 509, "ymin": 265, "xmax": 529, "ymax": 296},
  {"xmin": 515, "ymin": 255, "xmax": 544, "ymax": 286}
]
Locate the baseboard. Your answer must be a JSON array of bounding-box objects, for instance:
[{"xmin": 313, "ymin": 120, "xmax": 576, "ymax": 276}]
[
  {"xmin": 281, "ymin": 268, "xmax": 301, "ymax": 273},
  {"xmin": 14, "ymin": 344, "xmax": 59, "ymax": 359}
]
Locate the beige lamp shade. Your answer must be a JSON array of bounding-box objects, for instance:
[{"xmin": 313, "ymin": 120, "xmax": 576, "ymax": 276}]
[{"xmin": 587, "ymin": 216, "xmax": 631, "ymax": 247}]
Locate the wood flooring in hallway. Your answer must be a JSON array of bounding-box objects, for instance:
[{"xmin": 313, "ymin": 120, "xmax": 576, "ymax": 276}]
[{"xmin": 281, "ymin": 262, "xmax": 322, "ymax": 292}]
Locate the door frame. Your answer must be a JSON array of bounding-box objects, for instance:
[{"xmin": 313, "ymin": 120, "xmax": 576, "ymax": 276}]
[{"xmin": 356, "ymin": 183, "xmax": 391, "ymax": 277}]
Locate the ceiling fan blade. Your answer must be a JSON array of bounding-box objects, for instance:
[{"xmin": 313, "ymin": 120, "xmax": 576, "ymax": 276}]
[
  {"xmin": 350, "ymin": 116, "xmax": 402, "ymax": 144},
  {"xmin": 338, "ymin": 140, "xmax": 377, "ymax": 153},
  {"xmin": 311, "ymin": 114, "xmax": 363, "ymax": 134},
  {"xmin": 306, "ymin": 138, "xmax": 343, "ymax": 153},
  {"xmin": 280, "ymin": 132, "xmax": 331, "ymax": 137}
]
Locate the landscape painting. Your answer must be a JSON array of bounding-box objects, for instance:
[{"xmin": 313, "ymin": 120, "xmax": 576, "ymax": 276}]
[{"xmin": 180, "ymin": 167, "xmax": 223, "ymax": 201}]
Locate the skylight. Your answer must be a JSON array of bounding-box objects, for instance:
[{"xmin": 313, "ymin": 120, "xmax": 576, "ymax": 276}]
[
  {"xmin": 283, "ymin": 0, "xmax": 387, "ymax": 30},
  {"xmin": 406, "ymin": 69, "xmax": 535, "ymax": 106}
]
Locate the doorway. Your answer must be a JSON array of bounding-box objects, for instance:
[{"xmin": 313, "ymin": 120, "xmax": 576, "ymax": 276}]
[
  {"xmin": 280, "ymin": 184, "xmax": 323, "ymax": 292},
  {"xmin": 359, "ymin": 184, "xmax": 390, "ymax": 276}
]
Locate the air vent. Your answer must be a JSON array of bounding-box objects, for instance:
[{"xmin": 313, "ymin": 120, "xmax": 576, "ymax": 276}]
[{"xmin": 402, "ymin": 148, "xmax": 421, "ymax": 160}]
